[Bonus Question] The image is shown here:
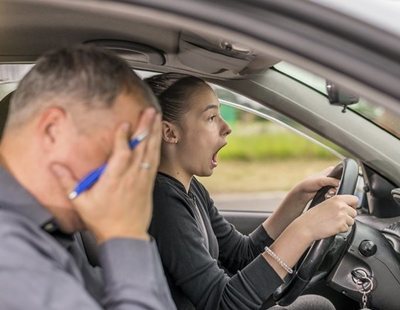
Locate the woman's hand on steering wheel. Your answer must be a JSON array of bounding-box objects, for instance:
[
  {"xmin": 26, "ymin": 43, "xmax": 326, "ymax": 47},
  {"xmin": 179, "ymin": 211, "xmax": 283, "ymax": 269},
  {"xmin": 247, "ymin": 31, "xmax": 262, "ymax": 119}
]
[
  {"xmin": 297, "ymin": 194, "xmax": 358, "ymax": 241},
  {"xmin": 264, "ymin": 166, "xmax": 342, "ymax": 240},
  {"xmin": 291, "ymin": 166, "xmax": 341, "ymax": 205},
  {"xmin": 273, "ymin": 158, "xmax": 360, "ymax": 306}
]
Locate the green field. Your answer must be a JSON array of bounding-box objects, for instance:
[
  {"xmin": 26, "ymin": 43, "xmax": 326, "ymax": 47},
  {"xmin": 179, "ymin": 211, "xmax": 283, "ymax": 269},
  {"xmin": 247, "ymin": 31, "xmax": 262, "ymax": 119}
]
[
  {"xmin": 217, "ymin": 118, "xmax": 342, "ymax": 161},
  {"xmin": 199, "ymin": 158, "xmax": 339, "ymax": 193},
  {"xmin": 220, "ymin": 132, "xmax": 338, "ymax": 161},
  {"xmin": 198, "ymin": 121, "xmax": 341, "ymax": 193}
]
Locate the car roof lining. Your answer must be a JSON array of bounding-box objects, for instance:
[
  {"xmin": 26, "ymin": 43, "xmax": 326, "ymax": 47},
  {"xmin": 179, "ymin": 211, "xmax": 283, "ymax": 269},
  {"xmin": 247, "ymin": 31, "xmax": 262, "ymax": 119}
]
[
  {"xmin": 1, "ymin": 0, "xmax": 400, "ymax": 186},
  {"xmin": 0, "ymin": 0, "xmax": 279, "ymax": 79}
]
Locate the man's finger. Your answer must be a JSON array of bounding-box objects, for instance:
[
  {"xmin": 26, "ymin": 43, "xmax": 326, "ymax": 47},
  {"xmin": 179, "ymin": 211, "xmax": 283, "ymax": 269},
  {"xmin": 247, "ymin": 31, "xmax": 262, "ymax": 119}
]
[
  {"xmin": 129, "ymin": 108, "xmax": 158, "ymax": 173},
  {"xmin": 102, "ymin": 122, "xmax": 133, "ymax": 179},
  {"xmin": 130, "ymin": 108, "xmax": 156, "ymax": 141},
  {"xmin": 51, "ymin": 163, "xmax": 79, "ymax": 197},
  {"xmin": 139, "ymin": 113, "xmax": 162, "ymax": 175}
]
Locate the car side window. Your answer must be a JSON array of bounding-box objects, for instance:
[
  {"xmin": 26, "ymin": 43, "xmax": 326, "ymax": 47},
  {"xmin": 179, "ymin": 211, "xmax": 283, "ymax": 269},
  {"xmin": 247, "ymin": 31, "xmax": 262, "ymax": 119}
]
[{"xmin": 198, "ymin": 85, "xmax": 344, "ymax": 212}]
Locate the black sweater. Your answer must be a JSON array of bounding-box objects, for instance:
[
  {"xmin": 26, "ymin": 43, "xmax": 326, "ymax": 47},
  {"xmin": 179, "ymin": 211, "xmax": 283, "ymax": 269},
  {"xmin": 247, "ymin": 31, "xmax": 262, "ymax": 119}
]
[{"xmin": 149, "ymin": 172, "xmax": 282, "ymax": 310}]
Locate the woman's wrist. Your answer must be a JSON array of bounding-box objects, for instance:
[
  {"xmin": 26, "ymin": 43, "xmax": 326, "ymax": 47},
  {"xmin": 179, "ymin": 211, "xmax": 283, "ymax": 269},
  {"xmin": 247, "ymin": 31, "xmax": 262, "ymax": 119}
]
[
  {"xmin": 263, "ymin": 197, "xmax": 305, "ymax": 240},
  {"xmin": 290, "ymin": 216, "xmax": 314, "ymax": 245},
  {"xmin": 264, "ymin": 245, "xmax": 293, "ymax": 275},
  {"xmin": 262, "ymin": 219, "xmax": 313, "ymax": 279},
  {"xmin": 287, "ymin": 183, "xmax": 312, "ymax": 208},
  {"xmin": 262, "ymin": 184, "xmax": 314, "ymax": 240}
]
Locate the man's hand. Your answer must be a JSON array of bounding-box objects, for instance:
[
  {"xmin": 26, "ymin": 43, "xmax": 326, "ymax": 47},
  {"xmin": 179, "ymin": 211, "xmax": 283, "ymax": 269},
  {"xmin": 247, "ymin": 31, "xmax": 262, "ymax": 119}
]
[{"xmin": 52, "ymin": 108, "xmax": 161, "ymax": 243}]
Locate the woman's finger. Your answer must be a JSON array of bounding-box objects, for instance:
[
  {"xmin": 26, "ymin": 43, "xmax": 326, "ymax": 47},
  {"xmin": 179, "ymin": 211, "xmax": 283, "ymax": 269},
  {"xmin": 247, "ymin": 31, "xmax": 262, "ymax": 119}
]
[
  {"xmin": 318, "ymin": 176, "xmax": 340, "ymax": 188},
  {"xmin": 338, "ymin": 194, "xmax": 359, "ymax": 208},
  {"xmin": 321, "ymin": 165, "xmax": 335, "ymax": 176},
  {"xmin": 346, "ymin": 215, "xmax": 355, "ymax": 227}
]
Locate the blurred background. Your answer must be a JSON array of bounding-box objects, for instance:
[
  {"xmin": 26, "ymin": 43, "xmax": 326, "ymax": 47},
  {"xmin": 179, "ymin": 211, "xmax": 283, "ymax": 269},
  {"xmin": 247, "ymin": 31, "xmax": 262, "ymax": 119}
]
[{"xmin": 3, "ymin": 63, "xmax": 397, "ymax": 212}]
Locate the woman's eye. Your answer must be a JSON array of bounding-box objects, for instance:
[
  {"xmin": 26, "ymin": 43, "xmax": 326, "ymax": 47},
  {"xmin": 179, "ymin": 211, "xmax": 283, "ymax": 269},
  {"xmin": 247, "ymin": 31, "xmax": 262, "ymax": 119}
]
[{"xmin": 208, "ymin": 115, "xmax": 217, "ymax": 122}]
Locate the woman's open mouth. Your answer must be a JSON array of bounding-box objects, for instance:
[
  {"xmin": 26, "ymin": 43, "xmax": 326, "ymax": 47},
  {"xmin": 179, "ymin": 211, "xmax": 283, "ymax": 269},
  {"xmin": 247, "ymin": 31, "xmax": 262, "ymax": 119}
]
[
  {"xmin": 211, "ymin": 143, "xmax": 227, "ymax": 168},
  {"xmin": 211, "ymin": 152, "xmax": 218, "ymax": 168}
]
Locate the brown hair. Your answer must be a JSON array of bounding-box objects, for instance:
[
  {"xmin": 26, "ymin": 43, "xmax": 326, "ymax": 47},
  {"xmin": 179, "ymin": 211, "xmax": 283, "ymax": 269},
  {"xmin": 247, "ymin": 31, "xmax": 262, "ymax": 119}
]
[{"xmin": 145, "ymin": 73, "xmax": 209, "ymax": 123}]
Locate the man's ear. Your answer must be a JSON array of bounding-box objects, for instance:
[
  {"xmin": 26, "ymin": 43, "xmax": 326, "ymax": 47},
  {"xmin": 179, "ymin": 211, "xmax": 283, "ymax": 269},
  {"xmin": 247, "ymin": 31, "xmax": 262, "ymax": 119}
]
[
  {"xmin": 161, "ymin": 120, "xmax": 179, "ymax": 144},
  {"xmin": 36, "ymin": 107, "xmax": 68, "ymax": 150}
]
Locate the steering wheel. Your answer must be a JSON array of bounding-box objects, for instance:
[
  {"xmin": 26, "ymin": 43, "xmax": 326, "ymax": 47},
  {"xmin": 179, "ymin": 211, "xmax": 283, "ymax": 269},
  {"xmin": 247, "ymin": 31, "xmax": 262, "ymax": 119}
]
[{"xmin": 273, "ymin": 158, "xmax": 359, "ymax": 306}]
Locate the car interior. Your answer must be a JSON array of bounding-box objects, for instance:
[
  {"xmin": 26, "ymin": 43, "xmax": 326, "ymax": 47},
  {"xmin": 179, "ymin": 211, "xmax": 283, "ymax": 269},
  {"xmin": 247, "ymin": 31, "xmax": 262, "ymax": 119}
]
[{"xmin": 1, "ymin": 1, "xmax": 400, "ymax": 309}]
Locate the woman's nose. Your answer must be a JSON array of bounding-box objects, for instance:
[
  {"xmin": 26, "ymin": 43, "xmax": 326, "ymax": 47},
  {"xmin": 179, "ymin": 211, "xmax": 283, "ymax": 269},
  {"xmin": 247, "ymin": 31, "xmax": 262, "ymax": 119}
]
[{"xmin": 221, "ymin": 118, "xmax": 232, "ymax": 137}]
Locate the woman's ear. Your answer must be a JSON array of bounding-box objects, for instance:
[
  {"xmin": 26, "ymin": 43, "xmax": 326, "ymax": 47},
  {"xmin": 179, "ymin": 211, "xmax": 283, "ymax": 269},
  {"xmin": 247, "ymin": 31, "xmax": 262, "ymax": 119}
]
[{"xmin": 161, "ymin": 120, "xmax": 179, "ymax": 144}]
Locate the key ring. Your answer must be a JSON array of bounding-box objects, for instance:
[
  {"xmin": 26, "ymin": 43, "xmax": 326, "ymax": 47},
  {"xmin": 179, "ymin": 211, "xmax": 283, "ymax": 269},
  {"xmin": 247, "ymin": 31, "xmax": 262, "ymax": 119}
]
[{"xmin": 356, "ymin": 275, "xmax": 374, "ymax": 294}]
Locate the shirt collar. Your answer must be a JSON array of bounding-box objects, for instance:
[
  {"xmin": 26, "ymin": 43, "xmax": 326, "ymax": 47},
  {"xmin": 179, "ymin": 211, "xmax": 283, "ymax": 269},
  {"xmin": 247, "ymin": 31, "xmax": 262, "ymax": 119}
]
[
  {"xmin": 0, "ymin": 166, "xmax": 54, "ymax": 228},
  {"xmin": 157, "ymin": 171, "xmax": 196, "ymax": 194}
]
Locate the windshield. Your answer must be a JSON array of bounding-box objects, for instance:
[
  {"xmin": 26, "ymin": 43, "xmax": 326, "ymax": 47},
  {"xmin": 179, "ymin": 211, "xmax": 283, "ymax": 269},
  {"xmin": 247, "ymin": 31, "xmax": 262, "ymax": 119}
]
[{"xmin": 274, "ymin": 62, "xmax": 400, "ymax": 138}]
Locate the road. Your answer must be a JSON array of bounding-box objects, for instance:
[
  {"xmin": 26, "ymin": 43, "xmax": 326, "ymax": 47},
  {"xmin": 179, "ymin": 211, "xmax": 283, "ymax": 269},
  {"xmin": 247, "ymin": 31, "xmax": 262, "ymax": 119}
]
[{"xmin": 212, "ymin": 191, "xmax": 287, "ymax": 212}]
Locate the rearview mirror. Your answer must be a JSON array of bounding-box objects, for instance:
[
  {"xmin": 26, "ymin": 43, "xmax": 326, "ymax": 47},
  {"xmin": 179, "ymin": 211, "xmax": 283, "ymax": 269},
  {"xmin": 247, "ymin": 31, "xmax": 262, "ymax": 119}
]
[{"xmin": 326, "ymin": 80, "xmax": 359, "ymax": 111}]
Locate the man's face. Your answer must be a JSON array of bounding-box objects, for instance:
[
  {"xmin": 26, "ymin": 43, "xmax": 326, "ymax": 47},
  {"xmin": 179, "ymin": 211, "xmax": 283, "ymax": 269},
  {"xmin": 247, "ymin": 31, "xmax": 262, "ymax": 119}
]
[
  {"xmin": 65, "ymin": 93, "xmax": 145, "ymax": 179},
  {"xmin": 47, "ymin": 92, "xmax": 147, "ymax": 231}
]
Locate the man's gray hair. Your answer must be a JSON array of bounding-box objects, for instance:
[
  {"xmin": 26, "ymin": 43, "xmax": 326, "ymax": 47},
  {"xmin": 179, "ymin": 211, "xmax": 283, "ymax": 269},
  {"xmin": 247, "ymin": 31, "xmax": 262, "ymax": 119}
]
[{"xmin": 7, "ymin": 44, "xmax": 158, "ymax": 127}]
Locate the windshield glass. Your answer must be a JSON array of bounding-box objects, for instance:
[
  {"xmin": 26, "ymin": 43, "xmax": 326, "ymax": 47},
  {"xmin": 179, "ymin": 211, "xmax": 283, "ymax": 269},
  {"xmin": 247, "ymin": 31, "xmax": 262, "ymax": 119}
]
[{"xmin": 274, "ymin": 62, "xmax": 400, "ymax": 138}]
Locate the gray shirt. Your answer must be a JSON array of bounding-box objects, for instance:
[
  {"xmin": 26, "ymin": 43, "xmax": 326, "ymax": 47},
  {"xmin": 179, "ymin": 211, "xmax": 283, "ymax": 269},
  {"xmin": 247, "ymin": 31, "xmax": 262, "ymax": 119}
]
[{"xmin": 0, "ymin": 167, "xmax": 176, "ymax": 309}]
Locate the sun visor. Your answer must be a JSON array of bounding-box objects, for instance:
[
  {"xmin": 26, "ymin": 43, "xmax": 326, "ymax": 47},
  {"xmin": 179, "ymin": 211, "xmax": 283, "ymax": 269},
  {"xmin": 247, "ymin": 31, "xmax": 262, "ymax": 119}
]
[
  {"xmin": 178, "ymin": 32, "xmax": 257, "ymax": 75},
  {"xmin": 178, "ymin": 32, "xmax": 279, "ymax": 76}
]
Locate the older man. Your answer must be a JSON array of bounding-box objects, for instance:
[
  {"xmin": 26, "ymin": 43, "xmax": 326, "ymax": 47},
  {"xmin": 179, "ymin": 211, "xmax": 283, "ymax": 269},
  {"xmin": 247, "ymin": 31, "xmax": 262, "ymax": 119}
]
[{"xmin": 0, "ymin": 45, "xmax": 175, "ymax": 309}]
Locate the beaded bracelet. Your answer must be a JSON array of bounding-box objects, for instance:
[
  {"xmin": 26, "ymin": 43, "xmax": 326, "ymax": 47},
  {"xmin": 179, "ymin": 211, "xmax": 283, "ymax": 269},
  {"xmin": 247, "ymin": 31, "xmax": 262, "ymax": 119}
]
[{"xmin": 264, "ymin": 246, "xmax": 293, "ymax": 274}]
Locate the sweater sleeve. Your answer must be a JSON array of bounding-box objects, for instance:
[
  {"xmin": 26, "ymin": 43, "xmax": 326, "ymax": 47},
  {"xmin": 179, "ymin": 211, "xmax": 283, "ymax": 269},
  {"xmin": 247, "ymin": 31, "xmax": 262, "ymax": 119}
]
[{"xmin": 150, "ymin": 180, "xmax": 282, "ymax": 310}]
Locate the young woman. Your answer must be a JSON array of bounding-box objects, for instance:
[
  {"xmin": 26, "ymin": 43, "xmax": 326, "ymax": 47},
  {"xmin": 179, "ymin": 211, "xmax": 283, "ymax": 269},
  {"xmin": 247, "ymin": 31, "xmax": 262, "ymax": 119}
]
[{"xmin": 147, "ymin": 73, "xmax": 358, "ymax": 310}]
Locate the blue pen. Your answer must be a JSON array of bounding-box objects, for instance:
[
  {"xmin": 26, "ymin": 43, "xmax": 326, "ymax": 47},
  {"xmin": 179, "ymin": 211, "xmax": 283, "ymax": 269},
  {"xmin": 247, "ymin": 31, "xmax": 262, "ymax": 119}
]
[{"xmin": 68, "ymin": 132, "xmax": 148, "ymax": 200}]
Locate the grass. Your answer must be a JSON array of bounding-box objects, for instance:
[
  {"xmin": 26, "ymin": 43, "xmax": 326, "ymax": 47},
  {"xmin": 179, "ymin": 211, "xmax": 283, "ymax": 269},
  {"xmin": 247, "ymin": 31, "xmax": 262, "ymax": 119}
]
[
  {"xmin": 199, "ymin": 121, "xmax": 341, "ymax": 193},
  {"xmin": 219, "ymin": 130, "xmax": 338, "ymax": 161}
]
